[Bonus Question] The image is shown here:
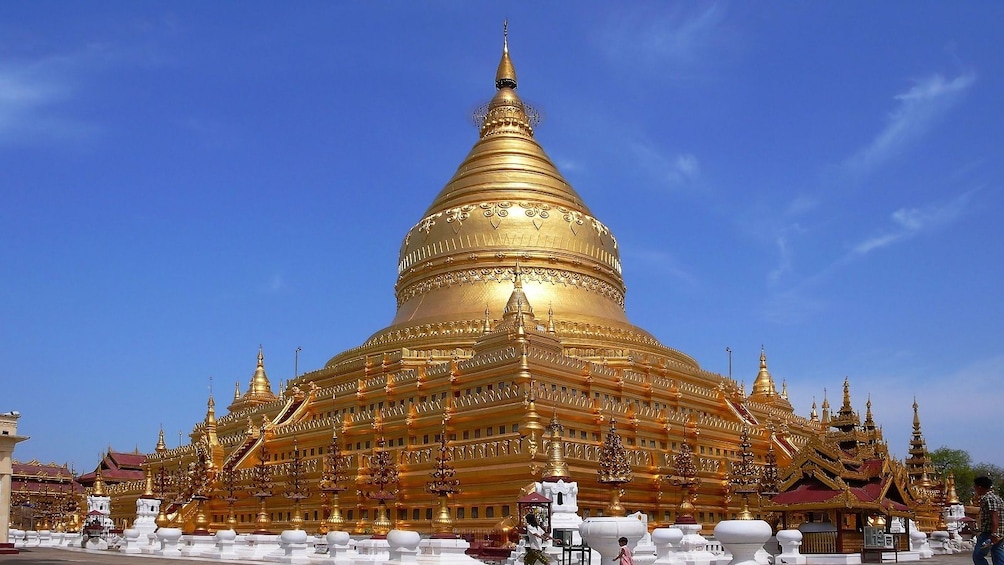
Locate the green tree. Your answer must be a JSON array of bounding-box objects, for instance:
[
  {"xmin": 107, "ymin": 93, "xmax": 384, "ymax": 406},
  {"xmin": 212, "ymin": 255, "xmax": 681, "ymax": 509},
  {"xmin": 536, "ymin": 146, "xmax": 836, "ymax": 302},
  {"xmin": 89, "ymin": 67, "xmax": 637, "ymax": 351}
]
[
  {"xmin": 931, "ymin": 447, "xmax": 974, "ymax": 503},
  {"xmin": 972, "ymin": 463, "xmax": 1004, "ymax": 496}
]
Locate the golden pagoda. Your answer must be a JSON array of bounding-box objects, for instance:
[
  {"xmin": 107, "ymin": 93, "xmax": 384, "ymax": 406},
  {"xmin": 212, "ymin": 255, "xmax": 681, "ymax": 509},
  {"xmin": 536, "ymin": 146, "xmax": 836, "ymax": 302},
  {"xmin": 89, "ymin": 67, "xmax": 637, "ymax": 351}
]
[{"xmin": 104, "ymin": 27, "xmax": 824, "ymax": 534}]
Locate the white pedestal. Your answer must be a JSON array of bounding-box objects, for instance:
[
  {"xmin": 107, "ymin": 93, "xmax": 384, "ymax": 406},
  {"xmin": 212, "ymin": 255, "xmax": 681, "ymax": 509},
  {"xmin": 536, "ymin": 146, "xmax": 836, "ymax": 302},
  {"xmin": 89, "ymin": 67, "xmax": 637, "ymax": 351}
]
[
  {"xmin": 714, "ymin": 520, "xmax": 771, "ymax": 565},
  {"xmin": 418, "ymin": 537, "xmax": 483, "ymax": 565},
  {"xmin": 182, "ymin": 533, "xmax": 219, "ymax": 557},
  {"xmin": 653, "ymin": 527, "xmax": 685, "ymax": 565},
  {"xmin": 388, "ymin": 529, "xmax": 421, "ymax": 565},
  {"xmin": 321, "ymin": 531, "xmax": 356, "ymax": 565},
  {"xmin": 580, "ymin": 516, "xmax": 648, "ymax": 564},
  {"xmin": 776, "ymin": 529, "xmax": 806, "ymax": 565},
  {"xmin": 120, "ymin": 528, "xmax": 143, "ymax": 554},
  {"xmin": 353, "ymin": 536, "xmax": 391, "ymax": 565},
  {"xmin": 25, "ymin": 530, "xmax": 38, "ymax": 547},
  {"xmin": 275, "ymin": 529, "xmax": 311, "ymax": 564},
  {"xmin": 675, "ymin": 523, "xmax": 716, "ymax": 565},
  {"xmin": 36, "ymin": 530, "xmax": 52, "ymax": 547},
  {"xmin": 215, "ymin": 528, "xmax": 239, "ymax": 559},
  {"xmin": 252, "ymin": 533, "xmax": 283, "ymax": 559},
  {"xmin": 155, "ymin": 527, "xmax": 183, "ymax": 557}
]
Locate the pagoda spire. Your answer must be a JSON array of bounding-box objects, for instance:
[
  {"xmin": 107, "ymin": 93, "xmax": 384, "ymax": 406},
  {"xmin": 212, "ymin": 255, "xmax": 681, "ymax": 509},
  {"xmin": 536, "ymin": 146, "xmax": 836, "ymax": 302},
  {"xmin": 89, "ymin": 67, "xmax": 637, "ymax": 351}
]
[
  {"xmin": 249, "ymin": 346, "xmax": 273, "ymax": 396},
  {"xmin": 821, "ymin": 389, "xmax": 831, "ymax": 426},
  {"xmin": 233, "ymin": 380, "xmax": 241, "ymax": 401},
  {"xmin": 906, "ymin": 398, "xmax": 937, "ymax": 490},
  {"xmin": 155, "ymin": 425, "xmax": 167, "ymax": 454},
  {"xmin": 863, "ymin": 394, "xmax": 875, "ymax": 430},
  {"xmin": 749, "ymin": 347, "xmax": 778, "ymax": 400},
  {"xmin": 477, "ymin": 22, "xmax": 536, "ymax": 139},
  {"xmin": 230, "ymin": 346, "xmax": 279, "ymax": 412}
]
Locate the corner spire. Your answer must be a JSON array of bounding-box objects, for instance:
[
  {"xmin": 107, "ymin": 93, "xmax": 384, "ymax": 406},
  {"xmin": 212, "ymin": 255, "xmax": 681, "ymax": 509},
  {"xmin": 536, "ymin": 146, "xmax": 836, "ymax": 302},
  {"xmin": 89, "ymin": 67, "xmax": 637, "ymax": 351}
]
[
  {"xmin": 542, "ymin": 407, "xmax": 570, "ymax": 482},
  {"xmin": 155, "ymin": 425, "xmax": 167, "ymax": 454}
]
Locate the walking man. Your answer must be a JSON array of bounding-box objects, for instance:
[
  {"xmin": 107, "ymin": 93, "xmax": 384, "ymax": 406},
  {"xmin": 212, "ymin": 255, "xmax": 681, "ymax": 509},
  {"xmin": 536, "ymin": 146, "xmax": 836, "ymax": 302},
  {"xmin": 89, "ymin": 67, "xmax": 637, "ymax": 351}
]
[{"xmin": 974, "ymin": 476, "xmax": 1004, "ymax": 565}]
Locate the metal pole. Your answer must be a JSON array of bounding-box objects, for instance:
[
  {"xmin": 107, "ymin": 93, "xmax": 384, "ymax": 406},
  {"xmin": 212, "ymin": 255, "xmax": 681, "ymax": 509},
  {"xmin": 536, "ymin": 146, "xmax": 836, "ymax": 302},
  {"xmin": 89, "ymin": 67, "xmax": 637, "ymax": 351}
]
[
  {"xmin": 295, "ymin": 347, "xmax": 302, "ymax": 378},
  {"xmin": 725, "ymin": 347, "xmax": 732, "ymax": 380}
]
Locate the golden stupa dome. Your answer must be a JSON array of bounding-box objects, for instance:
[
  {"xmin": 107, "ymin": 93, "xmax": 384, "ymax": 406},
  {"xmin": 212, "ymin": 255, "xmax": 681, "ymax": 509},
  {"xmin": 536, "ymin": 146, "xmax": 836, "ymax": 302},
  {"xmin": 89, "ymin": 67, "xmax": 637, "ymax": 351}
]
[{"xmin": 332, "ymin": 29, "xmax": 697, "ymax": 369}]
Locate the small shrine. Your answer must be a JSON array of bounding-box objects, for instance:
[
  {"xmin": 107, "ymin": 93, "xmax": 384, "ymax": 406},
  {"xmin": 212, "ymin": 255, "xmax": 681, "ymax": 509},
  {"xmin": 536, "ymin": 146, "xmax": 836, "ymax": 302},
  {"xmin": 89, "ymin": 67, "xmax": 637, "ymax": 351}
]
[{"xmin": 764, "ymin": 379, "xmax": 917, "ymax": 556}]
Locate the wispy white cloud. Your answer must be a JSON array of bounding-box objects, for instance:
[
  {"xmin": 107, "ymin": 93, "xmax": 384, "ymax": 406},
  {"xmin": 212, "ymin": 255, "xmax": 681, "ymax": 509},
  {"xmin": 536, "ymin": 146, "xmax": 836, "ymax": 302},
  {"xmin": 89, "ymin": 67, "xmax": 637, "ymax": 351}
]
[
  {"xmin": 767, "ymin": 233, "xmax": 793, "ymax": 286},
  {"xmin": 599, "ymin": 4, "xmax": 727, "ymax": 69},
  {"xmin": 851, "ymin": 190, "xmax": 973, "ymax": 255},
  {"xmin": 844, "ymin": 72, "xmax": 975, "ymax": 175},
  {"xmin": 0, "ymin": 46, "xmax": 114, "ymax": 146},
  {"xmin": 631, "ymin": 143, "xmax": 702, "ymax": 189}
]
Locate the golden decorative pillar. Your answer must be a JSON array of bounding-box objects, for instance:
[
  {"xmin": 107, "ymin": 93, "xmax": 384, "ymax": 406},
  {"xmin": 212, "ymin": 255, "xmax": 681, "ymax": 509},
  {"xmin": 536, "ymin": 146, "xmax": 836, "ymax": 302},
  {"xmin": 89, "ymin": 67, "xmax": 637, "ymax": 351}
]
[
  {"xmin": 363, "ymin": 436, "xmax": 399, "ymax": 537},
  {"xmin": 319, "ymin": 422, "xmax": 350, "ymax": 534},
  {"xmin": 190, "ymin": 445, "xmax": 213, "ymax": 535},
  {"xmin": 284, "ymin": 436, "xmax": 309, "ymax": 531},
  {"xmin": 250, "ymin": 442, "xmax": 274, "ymax": 534},
  {"xmin": 220, "ymin": 462, "xmax": 240, "ymax": 530},
  {"xmin": 725, "ymin": 426, "xmax": 759, "ymax": 520},
  {"xmin": 667, "ymin": 417, "xmax": 700, "ymax": 525},
  {"xmin": 426, "ymin": 419, "xmax": 460, "ymax": 538},
  {"xmin": 598, "ymin": 419, "xmax": 632, "ymax": 517}
]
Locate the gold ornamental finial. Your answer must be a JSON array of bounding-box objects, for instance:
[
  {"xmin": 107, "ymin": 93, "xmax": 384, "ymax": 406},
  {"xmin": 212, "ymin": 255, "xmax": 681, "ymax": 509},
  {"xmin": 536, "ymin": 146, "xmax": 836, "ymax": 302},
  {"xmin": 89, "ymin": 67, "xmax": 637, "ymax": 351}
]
[
  {"xmin": 206, "ymin": 392, "xmax": 217, "ymax": 427},
  {"xmin": 864, "ymin": 394, "xmax": 875, "ymax": 427},
  {"xmin": 155, "ymin": 426, "xmax": 167, "ymax": 454},
  {"xmin": 233, "ymin": 380, "xmax": 241, "ymax": 401},
  {"xmin": 821, "ymin": 388, "xmax": 831, "ymax": 425},
  {"xmin": 841, "ymin": 376, "xmax": 852, "ymax": 412},
  {"xmin": 912, "ymin": 397, "xmax": 921, "ymax": 432},
  {"xmin": 496, "ymin": 20, "xmax": 517, "ymax": 90},
  {"xmin": 483, "ymin": 304, "xmax": 492, "ymax": 334},
  {"xmin": 946, "ymin": 471, "xmax": 960, "ymax": 505},
  {"xmin": 810, "ymin": 399, "xmax": 818, "ymax": 422},
  {"xmin": 143, "ymin": 466, "xmax": 155, "ymax": 497},
  {"xmin": 542, "ymin": 407, "xmax": 570, "ymax": 482},
  {"xmin": 93, "ymin": 469, "xmax": 106, "ymax": 496}
]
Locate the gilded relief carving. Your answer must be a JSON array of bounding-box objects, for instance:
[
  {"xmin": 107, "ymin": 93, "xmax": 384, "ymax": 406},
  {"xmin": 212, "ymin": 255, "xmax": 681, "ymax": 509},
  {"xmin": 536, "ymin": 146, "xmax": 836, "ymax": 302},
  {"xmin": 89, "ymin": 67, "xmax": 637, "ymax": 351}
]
[{"xmin": 395, "ymin": 266, "xmax": 626, "ymax": 309}]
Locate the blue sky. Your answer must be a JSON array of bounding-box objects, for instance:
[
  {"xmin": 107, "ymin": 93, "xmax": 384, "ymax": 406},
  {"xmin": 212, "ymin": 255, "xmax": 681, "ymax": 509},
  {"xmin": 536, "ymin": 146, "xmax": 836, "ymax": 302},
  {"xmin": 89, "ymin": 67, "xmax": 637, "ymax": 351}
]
[{"xmin": 2, "ymin": 2, "xmax": 1002, "ymax": 474}]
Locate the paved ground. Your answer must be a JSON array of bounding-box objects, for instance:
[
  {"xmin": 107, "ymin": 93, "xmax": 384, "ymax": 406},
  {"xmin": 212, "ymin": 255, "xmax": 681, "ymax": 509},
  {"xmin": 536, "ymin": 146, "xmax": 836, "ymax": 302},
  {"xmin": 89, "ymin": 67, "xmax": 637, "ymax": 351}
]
[{"xmin": 0, "ymin": 547, "xmax": 979, "ymax": 565}]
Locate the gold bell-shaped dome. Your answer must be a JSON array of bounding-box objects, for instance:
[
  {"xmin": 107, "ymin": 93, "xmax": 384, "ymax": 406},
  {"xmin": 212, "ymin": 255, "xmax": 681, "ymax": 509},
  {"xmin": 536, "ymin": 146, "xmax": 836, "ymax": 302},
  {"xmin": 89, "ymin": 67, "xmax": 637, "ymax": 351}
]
[{"xmin": 332, "ymin": 25, "xmax": 697, "ymax": 369}]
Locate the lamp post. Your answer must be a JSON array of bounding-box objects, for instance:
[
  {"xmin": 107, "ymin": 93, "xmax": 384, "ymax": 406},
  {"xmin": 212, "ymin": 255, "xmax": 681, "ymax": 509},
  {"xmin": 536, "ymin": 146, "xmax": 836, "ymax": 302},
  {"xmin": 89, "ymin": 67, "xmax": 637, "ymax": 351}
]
[
  {"xmin": 294, "ymin": 347, "xmax": 302, "ymax": 378},
  {"xmin": 726, "ymin": 346, "xmax": 732, "ymax": 381}
]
